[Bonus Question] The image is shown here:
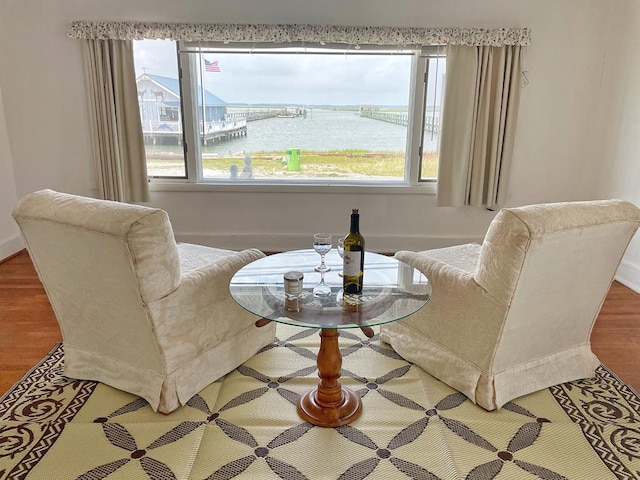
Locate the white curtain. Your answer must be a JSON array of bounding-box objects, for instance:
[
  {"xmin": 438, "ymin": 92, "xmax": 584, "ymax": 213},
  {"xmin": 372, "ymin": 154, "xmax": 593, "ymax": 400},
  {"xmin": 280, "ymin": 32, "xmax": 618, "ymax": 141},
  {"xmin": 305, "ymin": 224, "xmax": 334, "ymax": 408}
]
[
  {"xmin": 437, "ymin": 45, "xmax": 523, "ymax": 209},
  {"xmin": 83, "ymin": 39, "xmax": 149, "ymax": 202}
]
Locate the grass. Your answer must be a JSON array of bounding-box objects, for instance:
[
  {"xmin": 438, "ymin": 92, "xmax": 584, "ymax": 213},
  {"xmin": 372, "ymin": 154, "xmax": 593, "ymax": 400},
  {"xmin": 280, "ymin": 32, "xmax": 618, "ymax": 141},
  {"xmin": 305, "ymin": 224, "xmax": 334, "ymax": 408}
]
[{"xmin": 146, "ymin": 149, "xmax": 439, "ymax": 179}]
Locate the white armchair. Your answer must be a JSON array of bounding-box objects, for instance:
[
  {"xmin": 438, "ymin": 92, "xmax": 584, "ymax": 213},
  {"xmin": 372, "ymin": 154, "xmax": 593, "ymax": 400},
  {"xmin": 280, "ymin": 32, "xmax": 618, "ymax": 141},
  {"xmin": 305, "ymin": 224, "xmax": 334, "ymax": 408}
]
[
  {"xmin": 12, "ymin": 189, "xmax": 276, "ymax": 413},
  {"xmin": 381, "ymin": 200, "xmax": 640, "ymax": 410}
]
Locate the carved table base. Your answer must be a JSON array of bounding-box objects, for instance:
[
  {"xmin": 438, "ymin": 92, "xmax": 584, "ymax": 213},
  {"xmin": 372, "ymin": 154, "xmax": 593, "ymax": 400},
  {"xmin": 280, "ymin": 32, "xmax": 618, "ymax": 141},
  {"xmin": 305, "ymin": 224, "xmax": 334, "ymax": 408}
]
[{"xmin": 296, "ymin": 328, "xmax": 362, "ymax": 427}]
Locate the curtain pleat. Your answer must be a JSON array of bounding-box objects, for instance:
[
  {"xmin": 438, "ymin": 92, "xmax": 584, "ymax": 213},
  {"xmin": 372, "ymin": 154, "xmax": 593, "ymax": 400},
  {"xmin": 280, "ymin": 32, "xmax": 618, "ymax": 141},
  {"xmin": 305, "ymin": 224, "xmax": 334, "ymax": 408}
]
[
  {"xmin": 437, "ymin": 45, "xmax": 522, "ymax": 209},
  {"xmin": 83, "ymin": 39, "xmax": 149, "ymax": 202}
]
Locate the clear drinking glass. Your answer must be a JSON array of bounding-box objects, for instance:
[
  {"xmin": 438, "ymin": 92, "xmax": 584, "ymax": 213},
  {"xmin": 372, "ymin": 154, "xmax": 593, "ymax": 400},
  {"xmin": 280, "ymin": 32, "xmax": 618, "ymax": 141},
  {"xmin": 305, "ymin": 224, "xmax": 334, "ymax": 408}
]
[{"xmin": 313, "ymin": 233, "xmax": 332, "ymax": 273}]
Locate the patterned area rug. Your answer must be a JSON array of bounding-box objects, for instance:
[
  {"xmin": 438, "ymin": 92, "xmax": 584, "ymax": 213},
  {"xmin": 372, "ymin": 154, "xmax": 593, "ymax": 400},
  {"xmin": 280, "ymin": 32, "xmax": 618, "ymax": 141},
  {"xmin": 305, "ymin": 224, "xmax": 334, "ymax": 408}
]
[{"xmin": 1, "ymin": 324, "xmax": 640, "ymax": 480}]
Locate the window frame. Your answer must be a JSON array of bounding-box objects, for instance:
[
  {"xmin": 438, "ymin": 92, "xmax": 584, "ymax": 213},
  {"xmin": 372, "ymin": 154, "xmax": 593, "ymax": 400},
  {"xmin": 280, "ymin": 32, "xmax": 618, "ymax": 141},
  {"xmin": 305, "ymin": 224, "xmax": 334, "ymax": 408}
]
[{"xmin": 142, "ymin": 41, "xmax": 443, "ymax": 193}]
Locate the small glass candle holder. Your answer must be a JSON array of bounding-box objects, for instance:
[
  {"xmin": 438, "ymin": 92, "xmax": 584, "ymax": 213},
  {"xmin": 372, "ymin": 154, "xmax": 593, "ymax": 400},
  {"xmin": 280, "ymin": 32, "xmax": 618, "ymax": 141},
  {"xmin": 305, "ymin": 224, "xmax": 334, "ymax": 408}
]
[{"xmin": 284, "ymin": 271, "xmax": 304, "ymax": 312}]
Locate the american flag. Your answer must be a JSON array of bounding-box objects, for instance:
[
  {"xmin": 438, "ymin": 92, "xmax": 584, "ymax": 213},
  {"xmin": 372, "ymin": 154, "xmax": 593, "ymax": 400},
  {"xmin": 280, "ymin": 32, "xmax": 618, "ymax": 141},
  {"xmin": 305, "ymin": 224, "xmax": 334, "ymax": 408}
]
[{"xmin": 204, "ymin": 59, "xmax": 220, "ymax": 73}]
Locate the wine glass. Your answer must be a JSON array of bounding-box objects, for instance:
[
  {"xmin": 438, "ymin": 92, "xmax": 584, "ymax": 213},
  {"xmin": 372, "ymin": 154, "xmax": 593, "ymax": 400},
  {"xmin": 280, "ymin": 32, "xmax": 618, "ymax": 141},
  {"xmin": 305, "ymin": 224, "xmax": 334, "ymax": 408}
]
[
  {"xmin": 313, "ymin": 270, "xmax": 332, "ymax": 297},
  {"xmin": 337, "ymin": 237, "xmax": 345, "ymax": 276},
  {"xmin": 313, "ymin": 233, "xmax": 332, "ymax": 273}
]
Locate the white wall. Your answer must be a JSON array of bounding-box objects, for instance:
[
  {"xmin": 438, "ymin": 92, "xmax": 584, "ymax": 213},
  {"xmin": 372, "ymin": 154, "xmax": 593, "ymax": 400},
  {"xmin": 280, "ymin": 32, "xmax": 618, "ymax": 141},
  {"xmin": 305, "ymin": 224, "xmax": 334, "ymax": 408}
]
[
  {"xmin": 0, "ymin": 81, "xmax": 22, "ymax": 260},
  {"xmin": 0, "ymin": 0, "xmax": 620, "ymax": 256},
  {"xmin": 0, "ymin": 10, "xmax": 20, "ymax": 260},
  {"xmin": 595, "ymin": 0, "xmax": 640, "ymax": 291}
]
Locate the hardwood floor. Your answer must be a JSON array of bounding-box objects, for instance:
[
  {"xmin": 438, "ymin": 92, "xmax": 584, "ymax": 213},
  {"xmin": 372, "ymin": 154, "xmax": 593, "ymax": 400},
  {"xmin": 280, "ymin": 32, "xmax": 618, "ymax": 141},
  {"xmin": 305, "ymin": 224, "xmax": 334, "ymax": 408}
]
[
  {"xmin": 591, "ymin": 280, "xmax": 640, "ymax": 389},
  {"xmin": 0, "ymin": 251, "xmax": 62, "ymax": 394},
  {"xmin": 1, "ymin": 250, "xmax": 639, "ymax": 395}
]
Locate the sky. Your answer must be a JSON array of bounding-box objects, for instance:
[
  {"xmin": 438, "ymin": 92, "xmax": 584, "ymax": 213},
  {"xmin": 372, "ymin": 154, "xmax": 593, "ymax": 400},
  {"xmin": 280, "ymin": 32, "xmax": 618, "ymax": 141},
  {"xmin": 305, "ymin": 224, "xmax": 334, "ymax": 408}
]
[{"xmin": 133, "ymin": 39, "xmax": 445, "ymax": 107}]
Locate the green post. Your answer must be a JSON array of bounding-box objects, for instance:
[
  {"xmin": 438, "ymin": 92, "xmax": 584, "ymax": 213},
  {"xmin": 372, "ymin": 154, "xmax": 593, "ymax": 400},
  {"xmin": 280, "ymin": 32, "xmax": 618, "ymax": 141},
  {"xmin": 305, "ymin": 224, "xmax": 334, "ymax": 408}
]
[{"xmin": 287, "ymin": 148, "xmax": 301, "ymax": 171}]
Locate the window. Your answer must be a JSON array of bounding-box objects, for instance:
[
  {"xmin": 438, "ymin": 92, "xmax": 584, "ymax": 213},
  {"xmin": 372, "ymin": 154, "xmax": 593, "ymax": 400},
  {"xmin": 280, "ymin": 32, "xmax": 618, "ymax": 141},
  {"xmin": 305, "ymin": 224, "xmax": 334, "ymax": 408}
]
[
  {"xmin": 133, "ymin": 40, "xmax": 445, "ymax": 185},
  {"xmin": 134, "ymin": 40, "xmax": 186, "ymax": 178},
  {"xmin": 420, "ymin": 54, "xmax": 446, "ymax": 181},
  {"xmin": 159, "ymin": 106, "xmax": 179, "ymax": 122}
]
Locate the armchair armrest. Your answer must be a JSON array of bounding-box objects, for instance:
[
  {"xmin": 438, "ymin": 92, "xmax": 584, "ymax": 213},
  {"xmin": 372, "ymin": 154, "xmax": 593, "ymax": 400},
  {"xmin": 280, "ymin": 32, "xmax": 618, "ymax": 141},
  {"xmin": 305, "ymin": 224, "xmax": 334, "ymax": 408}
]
[
  {"xmin": 146, "ymin": 248, "xmax": 267, "ymax": 371},
  {"xmin": 178, "ymin": 249, "xmax": 265, "ymax": 308},
  {"xmin": 398, "ymin": 243, "xmax": 481, "ymax": 274},
  {"xmin": 394, "ymin": 250, "xmax": 508, "ymax": 370},
  {"xmin": 396, "ymin": 250, "xmax": 476, "ymax": 288}
]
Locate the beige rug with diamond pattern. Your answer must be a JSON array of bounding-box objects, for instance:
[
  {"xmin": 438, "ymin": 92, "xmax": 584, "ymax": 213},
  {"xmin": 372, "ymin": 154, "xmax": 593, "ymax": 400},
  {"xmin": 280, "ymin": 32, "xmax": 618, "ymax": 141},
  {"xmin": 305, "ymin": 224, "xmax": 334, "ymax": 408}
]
[{"xmin": 1, "ymin": 324, "xmax": 640, "ymax": 480}]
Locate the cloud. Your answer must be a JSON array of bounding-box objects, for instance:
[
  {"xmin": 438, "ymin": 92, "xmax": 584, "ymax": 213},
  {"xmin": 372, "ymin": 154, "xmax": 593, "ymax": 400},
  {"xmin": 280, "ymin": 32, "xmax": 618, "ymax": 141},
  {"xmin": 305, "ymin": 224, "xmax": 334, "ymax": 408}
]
[{"xmin": 134, "ymin": 40, "xmax": 443, "ymax": 106}]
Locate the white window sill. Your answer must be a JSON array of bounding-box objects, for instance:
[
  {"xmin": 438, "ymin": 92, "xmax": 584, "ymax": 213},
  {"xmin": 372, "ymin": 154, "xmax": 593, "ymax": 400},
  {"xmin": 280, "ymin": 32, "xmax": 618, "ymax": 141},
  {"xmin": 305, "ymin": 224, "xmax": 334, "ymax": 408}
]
[{"xmin": 148, "ymin": 179, "xmax": 437, "ymax": 195}]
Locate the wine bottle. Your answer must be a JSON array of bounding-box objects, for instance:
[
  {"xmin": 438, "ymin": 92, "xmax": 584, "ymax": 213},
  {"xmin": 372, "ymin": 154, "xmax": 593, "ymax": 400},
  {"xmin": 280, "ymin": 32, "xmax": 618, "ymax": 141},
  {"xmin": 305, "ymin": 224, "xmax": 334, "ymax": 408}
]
[{"xmin": 343, "ymin": 209, "xmax": 365, "ymax": 294}]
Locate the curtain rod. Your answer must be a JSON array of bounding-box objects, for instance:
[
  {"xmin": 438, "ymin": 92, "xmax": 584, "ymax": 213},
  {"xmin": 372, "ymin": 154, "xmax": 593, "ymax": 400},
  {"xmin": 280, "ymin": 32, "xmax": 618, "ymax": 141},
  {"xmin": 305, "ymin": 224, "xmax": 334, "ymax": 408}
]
[{"xmin": 67, "ymin": 21, "xmax": 531, "ymax": 47}]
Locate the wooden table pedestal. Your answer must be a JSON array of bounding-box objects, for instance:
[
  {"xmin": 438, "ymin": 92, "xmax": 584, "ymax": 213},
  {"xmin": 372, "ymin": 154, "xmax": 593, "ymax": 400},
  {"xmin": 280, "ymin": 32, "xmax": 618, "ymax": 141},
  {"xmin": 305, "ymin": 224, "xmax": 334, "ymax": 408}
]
[{"xmin": 297, "ymin": 328, "xmax": 362, "ymax": 427}]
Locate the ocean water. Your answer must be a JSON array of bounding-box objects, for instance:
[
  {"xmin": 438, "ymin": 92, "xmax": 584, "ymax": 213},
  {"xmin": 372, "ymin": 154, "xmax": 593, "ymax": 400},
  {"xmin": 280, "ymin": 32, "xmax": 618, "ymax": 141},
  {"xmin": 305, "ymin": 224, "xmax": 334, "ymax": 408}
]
[{"xmin": 202, "ymin": 108, "xmax": 439, "ymax": 155}]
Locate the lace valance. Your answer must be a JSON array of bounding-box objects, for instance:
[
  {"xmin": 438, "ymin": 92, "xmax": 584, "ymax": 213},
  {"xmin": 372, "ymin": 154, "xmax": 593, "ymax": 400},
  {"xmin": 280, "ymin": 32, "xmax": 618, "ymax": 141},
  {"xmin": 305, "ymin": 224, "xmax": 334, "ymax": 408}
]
[{"xmin": 67, "ymin": 21, "xmax": 531, "ymax": 47}]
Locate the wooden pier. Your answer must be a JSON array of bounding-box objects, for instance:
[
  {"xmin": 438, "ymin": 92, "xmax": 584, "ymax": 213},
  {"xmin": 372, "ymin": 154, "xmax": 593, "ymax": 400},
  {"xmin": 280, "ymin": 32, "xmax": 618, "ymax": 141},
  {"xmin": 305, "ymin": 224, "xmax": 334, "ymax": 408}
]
[
  {"xmin": 226, "ymin": 107, "xmax": 307, "ymax": 123},
  {"xmin": 359, "ymin": 108, "xmax": 440, "ymax": 133},
  {"xmin": 201, "ymin": 119, "xmax": 247, "ymax": 146},
  {"xmin": 142, "ymin": 119, "xmax": 247, "ymax": 146},
  {"xmin": 142, "ymin": 107, "xmax": 308, "ymax": 146}
]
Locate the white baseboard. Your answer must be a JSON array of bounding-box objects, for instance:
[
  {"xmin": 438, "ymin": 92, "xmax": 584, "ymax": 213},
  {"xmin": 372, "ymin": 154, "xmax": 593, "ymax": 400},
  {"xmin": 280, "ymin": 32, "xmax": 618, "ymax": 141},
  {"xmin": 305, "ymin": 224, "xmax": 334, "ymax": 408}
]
[
  {"xmin": 0, "ymin": 233, "xmax": 24, "ymax": 262},
  {"xmin": 175, "ymin": 232, "xmax": 484, "ymax": 254},
  {"xmin": 615, "ymin": 259, "xmax": 640, "ymax": 294}
]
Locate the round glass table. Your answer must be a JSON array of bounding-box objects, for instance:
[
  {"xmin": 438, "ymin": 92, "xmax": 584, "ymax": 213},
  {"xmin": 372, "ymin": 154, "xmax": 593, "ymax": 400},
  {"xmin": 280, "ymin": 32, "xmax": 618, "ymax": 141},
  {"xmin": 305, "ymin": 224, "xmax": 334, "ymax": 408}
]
[{"xmin": 229, "ymin": 249, "xmax": 431, "ymax": 427}]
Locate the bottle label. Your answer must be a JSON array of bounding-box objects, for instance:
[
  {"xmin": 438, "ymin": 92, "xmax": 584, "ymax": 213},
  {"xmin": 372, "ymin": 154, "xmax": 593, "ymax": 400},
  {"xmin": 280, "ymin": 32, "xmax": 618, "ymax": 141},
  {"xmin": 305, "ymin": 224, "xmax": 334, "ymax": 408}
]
[{"xmin": 343, "ymin": 251, "xmax": 363, "ymax": 277}]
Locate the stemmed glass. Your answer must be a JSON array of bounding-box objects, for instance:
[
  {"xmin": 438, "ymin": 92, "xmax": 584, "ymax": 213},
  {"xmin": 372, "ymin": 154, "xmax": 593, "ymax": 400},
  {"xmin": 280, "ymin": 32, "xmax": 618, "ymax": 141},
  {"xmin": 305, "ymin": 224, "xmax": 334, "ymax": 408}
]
[
  {"xmin": 337, "ymin": 237, "xmax": 345, "ymax": 277},
  {"xmin": 313, "ymin": 233, "xmax": 332, "ymax": 273},
  {"xmin": 313, "ymin": 271, "xmax": 332, "ymax": 297}
]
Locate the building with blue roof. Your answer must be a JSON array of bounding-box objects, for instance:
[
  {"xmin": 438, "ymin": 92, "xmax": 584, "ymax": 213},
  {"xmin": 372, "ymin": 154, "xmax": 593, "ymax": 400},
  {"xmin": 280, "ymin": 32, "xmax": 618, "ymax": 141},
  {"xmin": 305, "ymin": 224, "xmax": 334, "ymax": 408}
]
[{"xmin": 136, "ymin": 73, "xmax": 237, "ymax": 145}]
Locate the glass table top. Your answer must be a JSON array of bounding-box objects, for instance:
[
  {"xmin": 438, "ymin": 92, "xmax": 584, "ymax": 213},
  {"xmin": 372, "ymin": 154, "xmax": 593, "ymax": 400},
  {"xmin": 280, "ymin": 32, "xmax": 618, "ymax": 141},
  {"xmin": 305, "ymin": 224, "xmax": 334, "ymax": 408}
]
[{"xmin": 229, "ymin": 249, "xmax": 431, "ymax": 329}]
